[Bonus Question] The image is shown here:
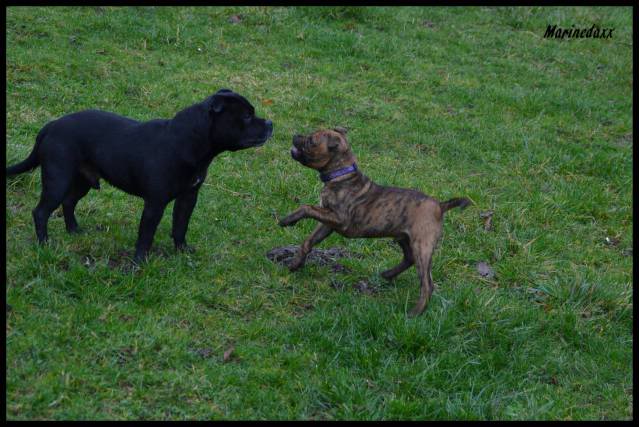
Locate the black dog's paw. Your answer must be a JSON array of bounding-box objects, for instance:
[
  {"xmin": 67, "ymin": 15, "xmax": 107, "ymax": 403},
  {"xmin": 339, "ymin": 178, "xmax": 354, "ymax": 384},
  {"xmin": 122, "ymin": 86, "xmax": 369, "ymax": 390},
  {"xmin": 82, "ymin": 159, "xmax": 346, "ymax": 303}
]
[
  {"xmin": 175, "ymin": 243, "xmax": 196, "ymax": 254},
  {"xmin": 66, "ymin": 226, "xmax": 83, "ymax": 234},
  {"xmin": 132, "ymin": 250, "xmax": 149, "ymax": 265}
]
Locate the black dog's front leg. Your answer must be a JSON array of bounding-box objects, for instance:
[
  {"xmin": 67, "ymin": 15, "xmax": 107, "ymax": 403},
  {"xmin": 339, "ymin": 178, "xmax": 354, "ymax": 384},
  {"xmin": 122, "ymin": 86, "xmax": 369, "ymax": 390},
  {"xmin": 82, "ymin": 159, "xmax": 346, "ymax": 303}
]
[
  {"xmin": 134, "ymin": 200, "xmax": 169, "ymax": 262},
  {"xmin": 279, "ymin": 205, "xmax": 342, "ymax": 228},
  {"xmin": 171, "ymin": 189, "xmax": 200, "ymax": 251}
]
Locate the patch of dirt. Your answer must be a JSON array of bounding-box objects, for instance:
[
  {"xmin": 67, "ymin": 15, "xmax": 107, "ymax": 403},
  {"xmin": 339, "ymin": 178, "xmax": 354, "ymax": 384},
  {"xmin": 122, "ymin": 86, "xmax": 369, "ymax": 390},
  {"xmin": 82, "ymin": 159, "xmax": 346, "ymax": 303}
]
[
  {"xmin": 116, "ymin": 347, "xmax": 136, "ymax": 365},
  {"xmin": 266, "ymin": 245, "xmax": 356, "ymax": 273},
  {"xmin": 191, "ymin": 347, "xmax": 214, "ymax": 359},
  {"xmin": 106, "ymin": 251, "xmax": 135, "ymax": 271},
  {"xmin": 352, "ymin": 280, "xmax": 378, "ymax": 295},
  {"xmin": 329, "ymin": 278, "xmax": 347, "ymax": 291},
  {"xmin": 613, "ymin": 132, "xmax": 632, "ymax": 147}
]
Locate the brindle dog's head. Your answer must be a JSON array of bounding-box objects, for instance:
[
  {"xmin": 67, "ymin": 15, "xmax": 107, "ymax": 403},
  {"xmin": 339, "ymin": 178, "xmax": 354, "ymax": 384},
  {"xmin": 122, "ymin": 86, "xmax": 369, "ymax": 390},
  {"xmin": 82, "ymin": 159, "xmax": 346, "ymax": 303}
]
[{"xmin": 290, "ymin": 127, "xmax": 356, "ymax": 172}]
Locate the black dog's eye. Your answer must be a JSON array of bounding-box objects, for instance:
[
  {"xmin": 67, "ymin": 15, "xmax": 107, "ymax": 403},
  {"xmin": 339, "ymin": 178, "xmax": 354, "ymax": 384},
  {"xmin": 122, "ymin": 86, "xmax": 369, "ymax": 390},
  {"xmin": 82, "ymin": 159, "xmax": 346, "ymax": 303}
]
[{"xmin": 242, "ymin": 113, "xmax": 251, "ymax": 121}]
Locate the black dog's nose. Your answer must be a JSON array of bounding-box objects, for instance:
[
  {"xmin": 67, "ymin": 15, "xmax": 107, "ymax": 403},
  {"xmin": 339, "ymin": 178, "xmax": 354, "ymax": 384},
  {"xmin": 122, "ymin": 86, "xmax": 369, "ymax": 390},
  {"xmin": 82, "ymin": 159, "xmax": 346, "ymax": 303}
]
[{"xmin": 265, "ymin": 120, "xmax": 273, "ymax": 130}]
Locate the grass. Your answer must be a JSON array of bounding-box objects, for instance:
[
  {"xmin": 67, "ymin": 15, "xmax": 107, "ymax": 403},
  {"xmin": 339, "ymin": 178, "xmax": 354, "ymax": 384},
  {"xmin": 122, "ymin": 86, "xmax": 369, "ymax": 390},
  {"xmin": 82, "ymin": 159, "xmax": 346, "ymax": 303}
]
[{"xmin": 5, "ymin": 6, "xmax": 633, "ymax": 420}]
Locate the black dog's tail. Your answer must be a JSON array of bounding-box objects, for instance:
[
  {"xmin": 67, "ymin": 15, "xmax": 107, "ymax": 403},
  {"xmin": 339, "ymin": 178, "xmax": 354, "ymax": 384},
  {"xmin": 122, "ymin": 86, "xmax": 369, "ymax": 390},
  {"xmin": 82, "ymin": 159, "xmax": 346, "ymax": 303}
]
[
  {"xmin": 6, "ymin": 125, "xmax": 47, "ymax": 176},
  {"xmin": 440, "ymin": 197, "xmax": 472, "ymax": 215}
]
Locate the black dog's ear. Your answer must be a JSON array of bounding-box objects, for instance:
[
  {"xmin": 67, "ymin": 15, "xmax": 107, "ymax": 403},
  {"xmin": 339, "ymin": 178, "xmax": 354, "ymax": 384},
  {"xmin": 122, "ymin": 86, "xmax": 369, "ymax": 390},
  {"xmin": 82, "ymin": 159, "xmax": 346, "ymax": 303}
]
[
  {"xmin": 210, "ymin": 89, "xmax": 233, "ymax": 113},
  {"xmin": 209, "ymin": 93, "xmax": 226, "ymax": 114},
  {"xmin": 333, "ymin": 126, "xmax": 348, "ymax": 135},
  {"xmin": 210, "ymin": 95, "xmax": 224, "ymax": 114}
]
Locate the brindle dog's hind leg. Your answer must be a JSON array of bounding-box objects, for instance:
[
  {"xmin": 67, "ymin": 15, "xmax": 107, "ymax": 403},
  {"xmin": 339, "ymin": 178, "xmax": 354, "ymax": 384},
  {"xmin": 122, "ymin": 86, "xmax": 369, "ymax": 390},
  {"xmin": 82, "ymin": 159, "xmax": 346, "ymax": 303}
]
[
  {"xmin": 289, "ymin": 223, "xmax": 333, "ymax": 271},
  {"xmin": 408, "ymin": 236, "xmax": 437, "ymax": 317},
  {"xmin": 381, "ymin": 236, "xmax": 414, "ymax": 280}
]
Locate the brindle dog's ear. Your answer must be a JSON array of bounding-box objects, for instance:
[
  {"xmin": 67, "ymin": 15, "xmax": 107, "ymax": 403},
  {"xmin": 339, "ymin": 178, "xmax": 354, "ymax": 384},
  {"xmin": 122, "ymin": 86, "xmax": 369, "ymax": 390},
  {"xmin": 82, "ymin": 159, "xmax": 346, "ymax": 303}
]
[{"xmin": 333, "ymin": 126, "xmax": 348, "ymax": 135}]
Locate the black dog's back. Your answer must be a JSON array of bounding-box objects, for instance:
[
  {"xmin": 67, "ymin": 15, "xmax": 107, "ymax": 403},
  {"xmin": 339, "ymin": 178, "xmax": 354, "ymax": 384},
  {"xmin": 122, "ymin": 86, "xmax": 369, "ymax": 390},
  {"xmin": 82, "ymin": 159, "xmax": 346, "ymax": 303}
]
[
  {"xmin": 36, "ymin": 110, "xmax": 179, "ymax": 197},
  {"xmin": 6, "ymin": 110, "xmax": 141, "ymax": 176}
]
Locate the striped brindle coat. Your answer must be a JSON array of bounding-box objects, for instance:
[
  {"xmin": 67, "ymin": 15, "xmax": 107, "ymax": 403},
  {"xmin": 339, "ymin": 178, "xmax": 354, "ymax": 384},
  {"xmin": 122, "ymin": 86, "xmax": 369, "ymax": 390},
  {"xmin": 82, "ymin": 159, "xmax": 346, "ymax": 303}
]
[{"xmin": 280, "ymin": 128, "xmax": 470, "ymax": 316}]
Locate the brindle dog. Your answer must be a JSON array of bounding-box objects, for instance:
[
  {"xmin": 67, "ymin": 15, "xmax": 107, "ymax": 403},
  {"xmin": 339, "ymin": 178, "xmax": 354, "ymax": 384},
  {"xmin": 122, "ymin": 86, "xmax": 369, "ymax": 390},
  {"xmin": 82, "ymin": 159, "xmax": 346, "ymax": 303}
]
[{"xmin": 279, "ymin": 128, "xmax": 470, "ymax": 316}]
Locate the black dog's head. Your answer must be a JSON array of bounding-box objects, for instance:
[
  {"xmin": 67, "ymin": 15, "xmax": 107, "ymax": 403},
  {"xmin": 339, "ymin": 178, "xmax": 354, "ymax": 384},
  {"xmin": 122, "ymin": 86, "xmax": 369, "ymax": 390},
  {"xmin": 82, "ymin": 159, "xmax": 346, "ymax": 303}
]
[{"xmin": 207, "ymin": 89, "xmax": 273, "ymax": 151}]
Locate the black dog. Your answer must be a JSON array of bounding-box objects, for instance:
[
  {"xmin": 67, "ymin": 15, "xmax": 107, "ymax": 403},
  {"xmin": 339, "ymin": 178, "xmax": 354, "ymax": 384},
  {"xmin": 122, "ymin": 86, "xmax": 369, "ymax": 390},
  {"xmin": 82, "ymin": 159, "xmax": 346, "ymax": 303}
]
[{"xmin": 6, "ymin": 89, "xmax": 273, "ymax": 262}]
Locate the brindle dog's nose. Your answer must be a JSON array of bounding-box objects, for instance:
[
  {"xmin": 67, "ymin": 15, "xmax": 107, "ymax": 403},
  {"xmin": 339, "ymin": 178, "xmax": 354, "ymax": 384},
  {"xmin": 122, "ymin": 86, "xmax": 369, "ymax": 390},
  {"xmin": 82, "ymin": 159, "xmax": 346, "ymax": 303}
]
[{"xmin": 292, "ymin": 134, "xmax": 304, "ymax": 147}]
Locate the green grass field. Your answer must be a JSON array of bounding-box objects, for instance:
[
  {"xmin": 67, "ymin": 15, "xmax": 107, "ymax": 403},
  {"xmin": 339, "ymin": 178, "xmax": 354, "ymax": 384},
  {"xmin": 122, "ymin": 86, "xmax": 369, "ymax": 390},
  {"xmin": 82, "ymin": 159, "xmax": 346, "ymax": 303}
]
[{"xmin": 6, "ymin": 6, "xmax": 633, "ymax": 420}]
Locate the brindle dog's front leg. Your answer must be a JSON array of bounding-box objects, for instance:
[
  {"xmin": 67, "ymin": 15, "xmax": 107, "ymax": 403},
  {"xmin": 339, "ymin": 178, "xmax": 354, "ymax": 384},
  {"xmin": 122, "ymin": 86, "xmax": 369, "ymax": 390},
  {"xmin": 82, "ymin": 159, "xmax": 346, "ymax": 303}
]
[
  {"xmin": 279, "ymin": 205, "xmax": 342, "ymax": 228},
  {"xmin": 288, "ymin": 224, "xmax": 333, "ymax": 272}
]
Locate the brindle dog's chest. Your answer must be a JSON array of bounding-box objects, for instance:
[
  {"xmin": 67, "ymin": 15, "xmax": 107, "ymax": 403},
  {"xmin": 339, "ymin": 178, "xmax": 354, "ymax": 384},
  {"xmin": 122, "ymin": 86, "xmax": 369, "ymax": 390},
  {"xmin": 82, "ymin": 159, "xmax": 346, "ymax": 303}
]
[{"xmin": 320, "ymin": 187, "xmax": 360, "ymax": 235}]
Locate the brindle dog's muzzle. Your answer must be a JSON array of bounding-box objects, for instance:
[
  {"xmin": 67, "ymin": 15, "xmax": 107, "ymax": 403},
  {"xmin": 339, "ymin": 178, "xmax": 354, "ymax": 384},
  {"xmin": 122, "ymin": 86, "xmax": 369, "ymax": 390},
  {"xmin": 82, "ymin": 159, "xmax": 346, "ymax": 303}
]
[{"xmin": 291, "ymin": 135, "xmax": 306, "ymax": 161}]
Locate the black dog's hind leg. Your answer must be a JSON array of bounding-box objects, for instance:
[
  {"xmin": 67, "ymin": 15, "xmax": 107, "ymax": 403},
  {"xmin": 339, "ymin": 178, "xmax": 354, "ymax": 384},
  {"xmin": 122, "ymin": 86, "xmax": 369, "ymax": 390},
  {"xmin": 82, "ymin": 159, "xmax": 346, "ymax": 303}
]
[
  {"xmin": 171, "ymin": 188, "xmax": 200, "ymax": 251},
  {"xmin": 134, "ymin": 200, "xmax": 169, "ymax": 262},
  {"xmin": 62, "ymin": 176, "xmax": 92, "ymax": 233},
  {"xmin": 32, "ymin": 163, "xmax": 76, "ymax": 243}
]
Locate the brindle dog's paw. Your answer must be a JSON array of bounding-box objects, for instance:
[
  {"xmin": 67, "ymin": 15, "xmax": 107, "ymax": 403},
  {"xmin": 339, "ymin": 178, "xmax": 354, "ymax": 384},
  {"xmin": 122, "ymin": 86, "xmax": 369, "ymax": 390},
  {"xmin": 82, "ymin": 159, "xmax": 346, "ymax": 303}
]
[
  {"xmin": 408, "ymin": 305, "xmax": 426, "ymax": 318},
  {"xmin": 287, "ymin": 257, "xmax": 305, "ymax": 272},
  {"xmin": 279, "ymin": 215, "xmax": 297, "ymax": 227},
  {"xmin": 380, "ymin": 270, "xmax": 397, "ymax": 281}
]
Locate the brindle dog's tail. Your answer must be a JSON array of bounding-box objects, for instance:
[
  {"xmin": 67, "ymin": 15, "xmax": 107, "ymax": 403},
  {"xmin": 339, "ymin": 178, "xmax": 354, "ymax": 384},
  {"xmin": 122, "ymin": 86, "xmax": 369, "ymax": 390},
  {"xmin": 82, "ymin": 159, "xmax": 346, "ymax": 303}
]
[{"xmin": 440, "ymin": 197, "xmax": 471, "ymax": 214}]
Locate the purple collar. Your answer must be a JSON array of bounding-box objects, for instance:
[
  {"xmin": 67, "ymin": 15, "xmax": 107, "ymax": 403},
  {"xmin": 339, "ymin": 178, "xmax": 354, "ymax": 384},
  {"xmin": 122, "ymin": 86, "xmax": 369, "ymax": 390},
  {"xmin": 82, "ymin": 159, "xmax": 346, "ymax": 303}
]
[{"xmin": 320, "ymin": 164, "xmax": 358, "ymax": 182}]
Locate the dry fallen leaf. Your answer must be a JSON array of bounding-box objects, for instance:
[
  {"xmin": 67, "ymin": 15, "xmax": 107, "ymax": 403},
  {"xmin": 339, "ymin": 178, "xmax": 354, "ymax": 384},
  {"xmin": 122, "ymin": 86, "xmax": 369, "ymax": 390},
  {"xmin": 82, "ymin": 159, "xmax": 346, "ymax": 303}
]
[
  {"xmin": 223, "ymin": 345, "xmax": 235, "ymax": 363},
  {"xmin": 228, "ymin": 15, "xmax": 242, "ymax": 24},
  {"xmin": 479, "ymin": 210, "xmax": 494, "ymax": 231},
  {"xmin": 476, "ymin": 262, "xmax": 495, "ymax": 279},
  {"xmin": 604, "ymin": 236, "xmax": 620, "ymax": 246},
  {"xmin": 261, "ymin": 99, "xmax": 273, "ymax": 106}
]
